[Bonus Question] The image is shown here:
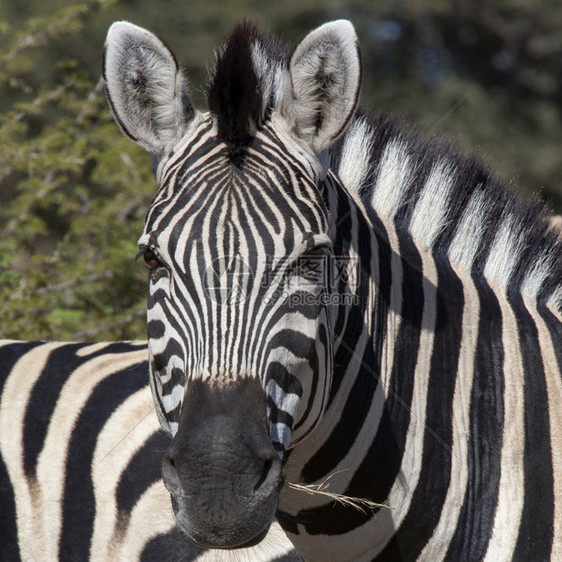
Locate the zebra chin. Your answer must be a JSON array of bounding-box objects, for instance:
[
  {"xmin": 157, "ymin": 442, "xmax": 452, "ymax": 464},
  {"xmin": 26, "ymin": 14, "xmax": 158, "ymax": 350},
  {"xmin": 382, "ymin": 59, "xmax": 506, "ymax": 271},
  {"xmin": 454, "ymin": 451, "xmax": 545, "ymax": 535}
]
[
  {"xmin": 161, "ymin": 377, "xmax": 284, "ymax": 549},
  {"xmin": 169, "ymin": 496, "xmax": 276, "ymax": 549}
]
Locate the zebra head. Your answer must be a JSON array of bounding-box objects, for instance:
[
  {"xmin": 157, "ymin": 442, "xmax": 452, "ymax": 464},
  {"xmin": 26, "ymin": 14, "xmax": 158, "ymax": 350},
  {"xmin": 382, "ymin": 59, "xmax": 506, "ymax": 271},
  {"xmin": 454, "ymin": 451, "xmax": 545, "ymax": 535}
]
[{"xmin": 104, "ymin": 20, "xmax": 361, "ymax": 548}]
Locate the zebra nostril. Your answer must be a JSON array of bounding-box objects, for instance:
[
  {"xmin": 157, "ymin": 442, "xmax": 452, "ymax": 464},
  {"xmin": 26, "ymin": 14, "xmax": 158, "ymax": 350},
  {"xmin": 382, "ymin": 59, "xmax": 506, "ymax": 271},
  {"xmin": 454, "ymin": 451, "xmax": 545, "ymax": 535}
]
[
  {"xmin": 255, "ymin": 458, "xmax": 272, "ymax": 491},
  {"xmin": 163, "ymin": 452, "xmax": 177, "ymax": 477},
  {"xmin": 162, "ymin": 452, "xmax": 181, "ymax": 493},
  {"xmin": 254, "ymin": 453, "xmax": 281, "ymax": 492}
]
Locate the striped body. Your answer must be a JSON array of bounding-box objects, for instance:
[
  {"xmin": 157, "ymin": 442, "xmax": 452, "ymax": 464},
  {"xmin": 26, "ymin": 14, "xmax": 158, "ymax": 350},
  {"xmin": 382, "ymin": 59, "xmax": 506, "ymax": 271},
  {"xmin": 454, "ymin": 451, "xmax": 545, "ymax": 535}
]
[{"xmin": 0, "ymin": 340, "xmax": 299, "ymax": 561}]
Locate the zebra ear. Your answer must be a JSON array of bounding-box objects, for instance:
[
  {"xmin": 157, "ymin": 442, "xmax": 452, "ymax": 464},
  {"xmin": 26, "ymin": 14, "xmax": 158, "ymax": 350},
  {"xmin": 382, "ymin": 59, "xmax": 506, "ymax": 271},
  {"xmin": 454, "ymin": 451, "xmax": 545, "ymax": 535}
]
[
  {"xmin": 282, "ymin": 20, "xmax": 361, "ymax": 154},
  {"xmin": 103, "ymin": 21, "xmax": 195, "ymax": 157}
]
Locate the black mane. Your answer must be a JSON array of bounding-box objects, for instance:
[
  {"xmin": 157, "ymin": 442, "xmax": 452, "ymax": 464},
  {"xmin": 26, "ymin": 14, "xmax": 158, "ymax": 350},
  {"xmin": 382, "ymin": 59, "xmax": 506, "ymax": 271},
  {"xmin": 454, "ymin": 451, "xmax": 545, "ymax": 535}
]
[
  {"xmin": 207, "ymin": 22, "xmax": 287, "ymax": 157},
  {"xmin": 331, "ymin": 111, "xmax": 562, "ymax": 307}
]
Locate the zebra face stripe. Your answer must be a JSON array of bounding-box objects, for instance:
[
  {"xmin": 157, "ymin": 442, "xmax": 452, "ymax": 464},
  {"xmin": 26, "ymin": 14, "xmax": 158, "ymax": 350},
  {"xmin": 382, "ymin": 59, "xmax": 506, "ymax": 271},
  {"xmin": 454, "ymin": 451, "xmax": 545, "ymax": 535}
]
[{"xmin": 140, "ymin": 118, "xmax": 334, "ymax": 453}]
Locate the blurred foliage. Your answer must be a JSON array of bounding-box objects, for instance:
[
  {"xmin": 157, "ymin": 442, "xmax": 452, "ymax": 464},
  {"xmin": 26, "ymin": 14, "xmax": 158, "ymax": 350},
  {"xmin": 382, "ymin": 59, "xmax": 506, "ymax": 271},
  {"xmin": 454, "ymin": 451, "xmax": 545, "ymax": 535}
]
[{"xmin": 1, "ymin": 0, "xmax": 562, "ymax": 341}]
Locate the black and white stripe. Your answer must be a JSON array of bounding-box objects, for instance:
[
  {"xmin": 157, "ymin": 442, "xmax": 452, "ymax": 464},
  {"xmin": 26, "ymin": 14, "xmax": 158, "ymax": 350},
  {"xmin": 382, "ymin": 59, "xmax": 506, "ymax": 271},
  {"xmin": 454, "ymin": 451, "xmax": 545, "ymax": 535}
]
[
  {"xmin": 140, "ymin": 118, "xmax": 333, "ymax": 454},
  {"xmin": 0, "ymin": 340, "xmax": 299, "ymax": 561},
  {"xmin": 103, "ymin": 18, "xmax": 562, "ymax": 559},
  {"xmin": 277, "ymin": 115, "xmax": 562, "ymax": 560}
]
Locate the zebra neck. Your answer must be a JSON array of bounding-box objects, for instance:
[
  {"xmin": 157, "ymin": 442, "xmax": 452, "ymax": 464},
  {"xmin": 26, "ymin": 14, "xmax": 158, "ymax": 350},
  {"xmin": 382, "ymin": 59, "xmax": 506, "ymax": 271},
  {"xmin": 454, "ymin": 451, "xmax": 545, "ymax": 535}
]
[{"xmin": 323, "ymin": 172, "xmax": 383, "ymax": 406}]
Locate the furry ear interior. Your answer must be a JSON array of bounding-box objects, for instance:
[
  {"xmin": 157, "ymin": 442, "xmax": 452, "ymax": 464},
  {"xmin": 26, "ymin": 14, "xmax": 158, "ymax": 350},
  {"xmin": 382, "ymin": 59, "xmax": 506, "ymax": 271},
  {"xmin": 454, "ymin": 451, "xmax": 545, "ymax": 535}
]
[
  {"xmin": 281, "ymin": 20, "xmax": 362, "ymax": 154},
  {"xmin": 103, "ymin": 21, "xmax": 194, "ymax": 157}
]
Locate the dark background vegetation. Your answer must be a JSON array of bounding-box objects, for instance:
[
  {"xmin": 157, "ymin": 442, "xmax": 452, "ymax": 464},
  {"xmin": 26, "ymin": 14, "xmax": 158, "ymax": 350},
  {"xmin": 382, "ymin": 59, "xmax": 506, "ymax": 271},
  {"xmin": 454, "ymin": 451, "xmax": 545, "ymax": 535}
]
[{"xmin": 1, "ymin": 0, "xmax": 561, "ymax": 341}]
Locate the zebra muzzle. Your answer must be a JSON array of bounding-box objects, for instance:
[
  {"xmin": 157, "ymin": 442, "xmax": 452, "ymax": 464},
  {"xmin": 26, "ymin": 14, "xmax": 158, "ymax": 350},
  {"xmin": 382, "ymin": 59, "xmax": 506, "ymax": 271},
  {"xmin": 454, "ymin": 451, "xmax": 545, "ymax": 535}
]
[{"xmin": 161, "ymin": 377, "xmax": 283, "ymax": 549}]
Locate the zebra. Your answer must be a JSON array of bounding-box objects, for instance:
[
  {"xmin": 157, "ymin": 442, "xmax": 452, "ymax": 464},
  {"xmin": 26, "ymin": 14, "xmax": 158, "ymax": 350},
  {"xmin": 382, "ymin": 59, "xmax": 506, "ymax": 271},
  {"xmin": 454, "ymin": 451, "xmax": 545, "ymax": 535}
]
[
  {"xmin": 0, "ymin": 340, "xmax": 300, "ymax": 561},
  {"xmin": 103, "ymin": 17, "xmax": 562, "ymax": 561}
]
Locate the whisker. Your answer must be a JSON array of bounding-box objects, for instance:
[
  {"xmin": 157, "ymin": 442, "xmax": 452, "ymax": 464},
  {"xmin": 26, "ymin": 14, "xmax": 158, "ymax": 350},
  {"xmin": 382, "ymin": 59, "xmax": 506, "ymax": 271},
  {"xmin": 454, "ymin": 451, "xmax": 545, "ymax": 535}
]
[{"xmin": 287, "ymin": 480, "xmax": 392, "ymax": 514}]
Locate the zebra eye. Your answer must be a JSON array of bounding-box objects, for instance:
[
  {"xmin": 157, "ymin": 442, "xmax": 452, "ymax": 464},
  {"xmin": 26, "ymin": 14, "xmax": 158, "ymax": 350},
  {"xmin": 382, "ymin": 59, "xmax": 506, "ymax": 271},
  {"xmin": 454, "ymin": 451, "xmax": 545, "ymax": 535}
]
[
  {"xmin": 293, "ymin": 247, "xmax": 327, "ymax": 282},
  {"xmin": 138, "ymin": 247, "xmax": 162, "ymax": 270}
]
